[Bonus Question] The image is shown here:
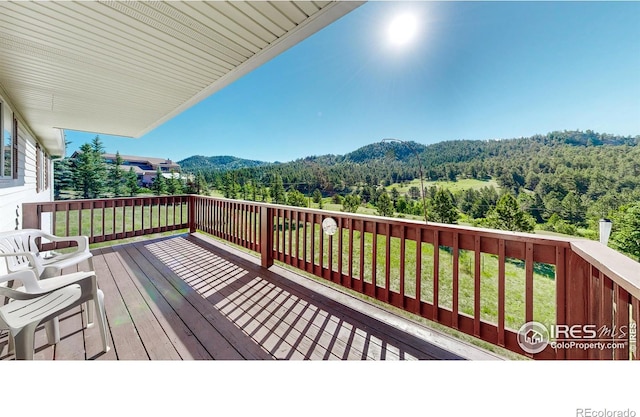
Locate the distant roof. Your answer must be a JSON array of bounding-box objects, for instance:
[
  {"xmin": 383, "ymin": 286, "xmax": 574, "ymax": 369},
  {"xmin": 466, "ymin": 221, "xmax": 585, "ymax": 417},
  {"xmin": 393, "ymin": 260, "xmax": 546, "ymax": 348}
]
[{"xmin": 102, "ymin": 153, "xmax": 179, "ymax": 167}]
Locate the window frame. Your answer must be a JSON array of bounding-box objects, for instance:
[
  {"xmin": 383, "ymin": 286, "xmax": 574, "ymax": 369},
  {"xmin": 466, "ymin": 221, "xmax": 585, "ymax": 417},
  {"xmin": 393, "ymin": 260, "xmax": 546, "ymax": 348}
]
[{"xmin": 0, "ymin": 101, "xmax": 19, "ymax": 182}]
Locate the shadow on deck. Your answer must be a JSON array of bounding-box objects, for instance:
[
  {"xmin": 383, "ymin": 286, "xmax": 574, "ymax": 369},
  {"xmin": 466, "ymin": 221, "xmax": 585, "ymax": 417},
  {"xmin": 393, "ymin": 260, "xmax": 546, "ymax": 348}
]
[{"xmin": 1, "ymin": 233, "xmax": 503, "ymax": 360}]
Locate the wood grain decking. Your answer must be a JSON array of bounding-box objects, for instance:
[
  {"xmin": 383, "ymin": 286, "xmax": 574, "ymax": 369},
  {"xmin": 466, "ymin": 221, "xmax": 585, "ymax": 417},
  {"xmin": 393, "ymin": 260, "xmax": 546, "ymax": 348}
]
[{"xmin": 0, "ymin": 233, "xmax": 502, "ymax": 360}]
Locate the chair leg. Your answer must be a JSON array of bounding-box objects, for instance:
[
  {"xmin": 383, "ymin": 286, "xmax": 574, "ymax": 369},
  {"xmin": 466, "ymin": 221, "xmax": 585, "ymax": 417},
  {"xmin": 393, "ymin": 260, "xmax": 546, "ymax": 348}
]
[
  {"xmin": 44, "ymin": 317, "xmax": 61, "ymax": 345},
  {"xmin": 94, "ymin": 289, "xmax": 109, "ymax": 353},
  {"xmin": 12, "ymin": 324, "xmax": 38, "ymax": 360},
  {"xmin": 8, "ymin": 333, "xmax": 15, "ymax": 355},
  {"xmin": 85, "ymin": 258, "xmax": 96, "ymax": 326}
]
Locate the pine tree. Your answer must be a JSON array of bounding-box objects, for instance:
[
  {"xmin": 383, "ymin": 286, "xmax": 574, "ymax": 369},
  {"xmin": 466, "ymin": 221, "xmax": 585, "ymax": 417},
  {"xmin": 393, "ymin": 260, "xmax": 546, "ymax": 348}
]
[
  {"xmin": 108, "ymin": 151, "xmax": 126, "ymax": 197},
  {"xmin": 151, "ymin": 167, "xmax": 167, "ymax": 196},
  {"xmin": 125, "ymin": 167, "xmax": 140, "ymax": 196},
  {"xmin": 287, "ymin": 189, "xmax": 307, "ymax": 207},
  {"xmin": 166, "ymin": 170, "xmax": 183, "ymax": 195},
  {"xmin": 611, "ymin": 203, "xmax": 640, "ymax": 261},
  {"xmin": 271, "ymin": 174, "xmax": 285, "ymax": 204},
  {"xmin": 72, "ymin": 137, "xmax": 107, "ymax": 199},
  {"xmin": 54, "ymin": 157, "xmax": 74, "ymax": 199},
  {"xmin": 342, "ymin": 194, "xmax": 360, "ymax": 213},
  {"xmin": 375, "ymin": 191, "xmax": 394, "ymax": 217},
  {"xmin": 484, "ymin": 193, "xmax": 536, "ymax": 232},
  {"xmin": 429, "ymin": 188, "xmax": 459, "ymax": 224}
]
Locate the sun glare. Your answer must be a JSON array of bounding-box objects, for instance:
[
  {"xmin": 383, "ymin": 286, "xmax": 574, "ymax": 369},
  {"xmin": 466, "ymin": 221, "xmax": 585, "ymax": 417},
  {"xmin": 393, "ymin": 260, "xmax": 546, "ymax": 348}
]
[{"xmin": 387, "ymin": 13, "xmax": 418, "ymax": 47}]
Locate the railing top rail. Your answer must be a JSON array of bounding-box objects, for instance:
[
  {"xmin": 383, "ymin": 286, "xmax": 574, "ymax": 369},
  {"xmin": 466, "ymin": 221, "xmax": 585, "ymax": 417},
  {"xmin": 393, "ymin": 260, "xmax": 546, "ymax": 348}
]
[
  {"xmin": 23, "ymin": 195, "xmax": 189, "ymax": 208},
  {"xmin": 570, "ymin": 240, "xmax": 640, "ymax": 300},
  {"xmin": 191, "ymin": 195, "xmax": 576, "ymax": 247}
]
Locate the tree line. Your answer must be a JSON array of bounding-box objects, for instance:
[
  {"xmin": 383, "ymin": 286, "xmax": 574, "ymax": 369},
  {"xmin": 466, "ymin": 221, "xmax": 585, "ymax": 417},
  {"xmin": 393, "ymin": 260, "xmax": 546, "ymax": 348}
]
[{"xmin": 179, "ymin": 130, "xmax": 640, "ymax": 260}]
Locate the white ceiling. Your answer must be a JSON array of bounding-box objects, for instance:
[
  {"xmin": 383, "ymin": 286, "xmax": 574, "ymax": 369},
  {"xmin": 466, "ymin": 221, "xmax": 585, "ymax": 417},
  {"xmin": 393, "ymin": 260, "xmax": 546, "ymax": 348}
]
[{"xmin": 0, "ymin": 1, "xmax": 364, "ymax": 156}]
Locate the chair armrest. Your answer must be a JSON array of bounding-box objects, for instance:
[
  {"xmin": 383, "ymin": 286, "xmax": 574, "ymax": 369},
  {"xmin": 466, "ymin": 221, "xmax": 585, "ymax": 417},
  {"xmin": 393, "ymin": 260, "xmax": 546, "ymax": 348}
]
[
  {"xmin": 0, "ymin": 270, "xmax": 95, "ymax": 300},
  {"xmin": 0, "ymin": 251, "xmax": 44, "ymax": 277},
  {"xmin": 0, "ymin": 269, "xmax": 42, "ymax": 293},
  {"xmin": 38, "ymin": 232, "xmax": 89, "ymax": 253}
]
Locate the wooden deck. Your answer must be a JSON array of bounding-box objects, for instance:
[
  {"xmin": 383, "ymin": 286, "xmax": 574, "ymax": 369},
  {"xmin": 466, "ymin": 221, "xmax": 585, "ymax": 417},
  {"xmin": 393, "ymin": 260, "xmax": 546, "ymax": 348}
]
[{"xmin": 0, "ymin": 233, "xmax": 503, "ymax": 360}]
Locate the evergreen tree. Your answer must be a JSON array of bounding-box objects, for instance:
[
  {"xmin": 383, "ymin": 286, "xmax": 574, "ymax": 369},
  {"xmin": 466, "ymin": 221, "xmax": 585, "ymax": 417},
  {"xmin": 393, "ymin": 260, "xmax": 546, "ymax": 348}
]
[
  {"xmin": 611, "ymin": 203, "xmax": 640, "ymax": 261},
  {"xmin": 312, "ymin": 189, "xmax": 323, "ymax": 204},
  {"xmin": 151, "ymin": 167, "xmax": 167, "ymax": 196},
  {"xmin": 54, "ymin": 157, "xmax": 74, "ymax": 199},
  {"xmin": 108, "ymin": 151, "xmax": 126, "ymax": 197},
  {"xmin": 561, "ymin": 191, "xmax": 586, "ymax": 225},
  {"xmin": 287, "ymin": 189, "xmax": 307, "ymax": 207},
  {"xmin": 166, "ymin": 170, "xmax": 183, "ymax": 195},
  {"xmin": 271, "ymin": 174, "xmax": 286, "ymax": 204},
  {"xmin": 408, "ymin": 186, "xmax": 421, "ymax": 200},
  {"xmin": 195, "ymin": 171, "xmax": 208, "ymax": 195},
  {"xmin": 125, "ymin": 167, "xmax": 140, "ymax": 196},
  {"xmin": 342, "ymin": 194, "xmax": 360, "ymax": 213},
  {"xmin": 375, "ymin": 191, "xmax": 394, "ymax": 217},
  {"xmin": 73, "ymin": 137, "xmax": 107, "ymax": 199},
  {"xmin": 429, "ymin": 188, "xmax": 459, "ymax": 224},
  {"xmin": 484, "ymin": 193, "xmax": 536, "ymax": 233}
]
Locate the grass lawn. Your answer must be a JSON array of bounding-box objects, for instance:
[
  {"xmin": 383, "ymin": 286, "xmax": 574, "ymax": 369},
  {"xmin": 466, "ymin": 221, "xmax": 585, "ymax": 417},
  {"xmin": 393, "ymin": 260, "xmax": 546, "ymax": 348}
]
[{"xmin": 386, "ymin": 177, "xmax": 500, "ymax": 194}]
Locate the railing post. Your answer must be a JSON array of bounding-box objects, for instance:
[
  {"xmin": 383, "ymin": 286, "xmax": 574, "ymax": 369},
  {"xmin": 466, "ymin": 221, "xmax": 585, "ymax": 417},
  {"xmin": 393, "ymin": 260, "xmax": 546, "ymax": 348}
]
[
  {"xmin": 260, "ymin": 205, "xmax": 273, "ymax": 268},
  {"xmin": 22, "ymin": 203, "xmax": 40, "ymax": 230},
  {"xmin": 564, "ymin": 248, "xmax": 590, "ymax": 359},
  {"xmin": 188, "ymin": 195, "xmax": 196, "ymax": 234}
]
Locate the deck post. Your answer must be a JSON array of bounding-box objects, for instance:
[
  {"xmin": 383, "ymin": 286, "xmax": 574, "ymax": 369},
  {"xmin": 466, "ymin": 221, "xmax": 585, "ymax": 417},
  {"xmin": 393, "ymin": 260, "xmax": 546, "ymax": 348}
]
[
  {"xmin": 22, "ymin": 203, "xmax": 41, "ymax": 230},
  {"xmin": 188, "ymin": 195, "xmax": 197, "ymax": 234},
  {"xmin": 564, "ymin": 249, "xmax": 590, "ymax": 359},
  {"xmin": 260, "ymin": 205, "xmax": 273, "ymax": 268}
]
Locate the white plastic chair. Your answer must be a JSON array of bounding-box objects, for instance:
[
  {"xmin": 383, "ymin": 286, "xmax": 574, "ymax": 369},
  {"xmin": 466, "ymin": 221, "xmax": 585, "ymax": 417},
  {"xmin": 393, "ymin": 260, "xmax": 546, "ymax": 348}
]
[
  {"xmin": 0, "ymin": 269, "xmax": 109, "ymax": 360},
  {"xmin": 0, "ymin": 229, "xmax": 96, "ymax": 343}
]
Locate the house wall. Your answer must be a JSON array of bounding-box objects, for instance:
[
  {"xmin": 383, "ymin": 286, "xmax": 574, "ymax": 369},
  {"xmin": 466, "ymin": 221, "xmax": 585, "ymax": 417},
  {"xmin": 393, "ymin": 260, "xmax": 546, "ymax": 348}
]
[{"xmin": 0, "ymin": 90, "xmax": 54, "ymax": 233}]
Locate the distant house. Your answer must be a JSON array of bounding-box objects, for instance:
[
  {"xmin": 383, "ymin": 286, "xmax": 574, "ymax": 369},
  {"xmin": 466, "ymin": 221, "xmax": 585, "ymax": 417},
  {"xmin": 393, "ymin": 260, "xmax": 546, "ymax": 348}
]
[
  {"xmin": 102, "ymin": 153, "xmax": 182, "ymax": 187},
  {"xmin": 69, "ymin": 152, "xmax": 183, "ymax": 187}
]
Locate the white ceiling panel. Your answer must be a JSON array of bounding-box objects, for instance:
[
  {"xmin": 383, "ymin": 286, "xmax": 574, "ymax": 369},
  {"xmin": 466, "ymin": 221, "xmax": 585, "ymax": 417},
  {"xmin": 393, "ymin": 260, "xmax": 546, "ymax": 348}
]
[{"xmin": 0, "ymin": 1, "xmax": 364, "ymax": 156}]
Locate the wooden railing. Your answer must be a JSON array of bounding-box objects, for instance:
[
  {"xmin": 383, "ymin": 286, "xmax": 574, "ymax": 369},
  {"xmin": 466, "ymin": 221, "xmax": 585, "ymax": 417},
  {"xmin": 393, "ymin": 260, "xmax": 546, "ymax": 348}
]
[
  {"xmin": 23, "ymin": 196, "xmax": 189, "ymax": 246},
  {"xmin": 23, "ymin": 195, "xmax": 640, "ymax": 360}
]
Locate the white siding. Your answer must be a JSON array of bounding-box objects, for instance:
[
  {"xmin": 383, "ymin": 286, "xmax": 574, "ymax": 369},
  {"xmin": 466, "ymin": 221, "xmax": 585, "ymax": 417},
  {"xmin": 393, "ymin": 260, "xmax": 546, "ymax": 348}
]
[{"xmin": 0, "ymin": 90, "xmax": 54, "ymax": 233}]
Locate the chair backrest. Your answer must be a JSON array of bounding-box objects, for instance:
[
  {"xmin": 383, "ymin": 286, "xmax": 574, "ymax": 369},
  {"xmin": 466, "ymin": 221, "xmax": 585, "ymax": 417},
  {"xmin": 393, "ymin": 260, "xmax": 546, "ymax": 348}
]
[{"xmin": 0, "ymin": 230, "xmax": 44, "ymax": 275}]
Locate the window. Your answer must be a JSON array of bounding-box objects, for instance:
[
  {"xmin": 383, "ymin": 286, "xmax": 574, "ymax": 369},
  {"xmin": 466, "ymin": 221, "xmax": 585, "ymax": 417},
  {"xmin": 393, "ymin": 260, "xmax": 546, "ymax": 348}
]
[
  {"xmin": 0, "ymin": 102, "xmax": 18, "ymax": 179},
  {"xmin": 36, "ymin": 143, "xmax": 42, "ymax": 192}
]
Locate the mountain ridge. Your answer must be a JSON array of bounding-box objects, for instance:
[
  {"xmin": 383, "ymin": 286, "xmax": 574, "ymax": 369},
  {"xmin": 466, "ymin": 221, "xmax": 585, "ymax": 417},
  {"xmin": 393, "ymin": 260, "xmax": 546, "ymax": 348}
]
[{"xmin": 178, "ymin": 130, "xmax": 639, "ymax": 173}]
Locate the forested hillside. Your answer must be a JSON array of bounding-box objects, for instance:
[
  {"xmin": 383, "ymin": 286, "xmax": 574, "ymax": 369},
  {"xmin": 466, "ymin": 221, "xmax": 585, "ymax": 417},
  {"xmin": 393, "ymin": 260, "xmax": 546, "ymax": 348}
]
[
  {"xmin": 178, "ymin": 155, "xmax": 268, "ymax": 171},
  {"xmin": 179, "ymin": 130, "xmax": 640, "ymax": 258}
]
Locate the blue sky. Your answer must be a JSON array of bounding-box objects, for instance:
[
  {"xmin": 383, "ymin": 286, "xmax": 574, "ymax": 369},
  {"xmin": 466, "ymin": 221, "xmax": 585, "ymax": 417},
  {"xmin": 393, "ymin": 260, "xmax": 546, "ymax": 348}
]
[{"xmin": 65, "ymin": 1, "xmax": 640, "ymax": 163}]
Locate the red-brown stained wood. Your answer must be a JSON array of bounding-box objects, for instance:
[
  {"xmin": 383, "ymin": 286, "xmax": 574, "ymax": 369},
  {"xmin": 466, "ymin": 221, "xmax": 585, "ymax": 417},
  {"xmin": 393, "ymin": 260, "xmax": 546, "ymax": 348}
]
[
  {"xmin": 399, "ymin": 225, "xmax": 406, "ymax": 309},
  {"xmin": 433, "ymin": 230, "xmax": 439, "ymax": 322},
  {"xmin": 634, "ymin": 298, "xmax": 640, "ymax": 360},
  {"xmin": 525, "ymin": 242, "xmax": 534, "ymax": 324},
  {"xmin": 452, "ymin": 232, "xmax": 459, "ymax": 329},
  {"xmin": 498, "ymin": 239, "xmax": 506, "ymax": 347},
  {"xmin": 614, "ymin": 285, "xmax": 630, "ymax": 360},
  {"xmin": 337, "ymin": 216, "xmax": 344, "ymax": 285},
  {"xmin": 555, "ymin": 247, "xmax": 566, "ymax": 359},
  {"xmin": 474, "ymin": 235, "xmax": 481, "ymax": 337},
  {"xmin": 384, "ymin": 223, "xmax": 391, "ymax": 303},
  {"xmin": 565, "ymin": 250, "xmax": 590, "ymax": 359},
  {"xmin": 600, "ymin": 273, "xmax": 614, "ymax": 360}
]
